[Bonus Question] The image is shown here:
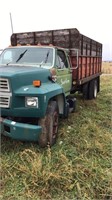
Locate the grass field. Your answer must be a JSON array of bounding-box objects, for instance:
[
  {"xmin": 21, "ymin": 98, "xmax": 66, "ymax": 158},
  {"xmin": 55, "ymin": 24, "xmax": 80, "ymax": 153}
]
[
  {"xmin": 102, "ymin": 61, "xmax": 112, "ymax": 74},
  {"xmin": 1, "ymin": 74, "xmax": 112, "ymax": 200}
]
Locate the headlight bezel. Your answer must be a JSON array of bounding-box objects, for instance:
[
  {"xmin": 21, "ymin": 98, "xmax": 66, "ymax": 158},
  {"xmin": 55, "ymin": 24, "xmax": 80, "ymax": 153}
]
[{"xmin": 25, "ymin": 97, "xmax": 39, "ymax": 108}]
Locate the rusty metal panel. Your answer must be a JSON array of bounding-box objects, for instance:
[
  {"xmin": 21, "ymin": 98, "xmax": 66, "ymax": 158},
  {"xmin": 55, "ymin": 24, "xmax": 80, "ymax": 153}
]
[
  {"xmin": 11, "ymin": 28, "xmax": 80, "ymax": 49},
  {"xmin": 10, "ymin": 28, "xmax": 102, "ymax": 84},
  {"xmin": 79, "ymin": 34, "xmax": 102, "ymax": 57}
]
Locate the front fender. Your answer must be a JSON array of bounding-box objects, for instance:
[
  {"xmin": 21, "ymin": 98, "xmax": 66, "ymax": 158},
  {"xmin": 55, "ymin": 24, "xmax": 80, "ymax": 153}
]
[{"xmin": 14, "ymin": 82, "xmax": 65, "ymax": 117}]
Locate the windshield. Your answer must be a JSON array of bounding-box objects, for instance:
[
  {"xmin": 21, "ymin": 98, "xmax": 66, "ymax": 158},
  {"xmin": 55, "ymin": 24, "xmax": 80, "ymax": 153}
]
[{"xmin": 0, "ymin": 47, "xmax": 54, "ymax": 67}]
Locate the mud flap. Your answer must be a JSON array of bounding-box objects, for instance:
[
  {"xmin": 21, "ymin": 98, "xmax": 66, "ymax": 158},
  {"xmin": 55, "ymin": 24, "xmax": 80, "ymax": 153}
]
[{"xmin": 64, "ymin": 102, "xmax": 69, "ymax": 118}]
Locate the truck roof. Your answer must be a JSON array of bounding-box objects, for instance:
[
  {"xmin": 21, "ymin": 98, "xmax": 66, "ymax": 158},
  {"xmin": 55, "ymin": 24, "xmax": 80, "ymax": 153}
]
[{"xmin": 7, "ymin": 44, "xmax": 69, "ymax": 52}]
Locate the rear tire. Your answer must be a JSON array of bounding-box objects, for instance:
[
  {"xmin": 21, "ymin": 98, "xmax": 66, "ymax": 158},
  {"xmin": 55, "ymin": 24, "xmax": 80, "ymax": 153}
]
[
  {"xmin": 97, "ymin": 76, "xmax": 100, "ymax": 93},
  {"xmin": 38, "ymin": 101, "xmax": 59, "ymax": 148},
  {"xmin": 88, "ymin": 79, "xmax": 98, "ymax": 100},
  {"xmin": 93, "ymin": 80, "xmax": 98, "ymax": 98},
  {"xmin": 82, "ymin": 83, "xmax": 89, "ymax": 99}
]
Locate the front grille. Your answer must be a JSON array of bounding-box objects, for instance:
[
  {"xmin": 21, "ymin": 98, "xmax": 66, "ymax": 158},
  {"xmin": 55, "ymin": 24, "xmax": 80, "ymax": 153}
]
[
  {"xmin": 0, "ymin": 78, "xmax": 10, "ymax": 92},
  {"xmin": 0, "ymin": 78, "xmax": 11, "ymax": 108},
  {"xmin": 0, "ymin": 95, "xmax": 10, "ymax": 108}
]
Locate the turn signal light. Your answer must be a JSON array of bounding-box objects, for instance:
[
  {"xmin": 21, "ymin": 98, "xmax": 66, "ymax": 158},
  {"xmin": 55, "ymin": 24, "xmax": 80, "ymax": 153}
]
[{"xmin": 33, "ymin": 80, "xmax": 41, "ymax": 87}]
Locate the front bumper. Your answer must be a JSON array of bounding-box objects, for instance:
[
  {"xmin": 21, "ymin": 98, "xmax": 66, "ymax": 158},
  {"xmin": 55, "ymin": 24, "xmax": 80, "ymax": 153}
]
[{"xmin": 0, "ymin": 117, "xmax": 42, "ymax": 141}]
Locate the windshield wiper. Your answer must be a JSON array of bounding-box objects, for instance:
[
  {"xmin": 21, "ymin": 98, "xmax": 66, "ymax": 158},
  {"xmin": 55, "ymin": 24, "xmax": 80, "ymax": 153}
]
[
  {"xmin": 16, "ymin": 49, "xmax": 27, "ymax": 63},
  {"xmin": 39, "ymin": 50, "xmax": 50, "ymax": 67},
  {"xmin": 44, "ymin": 50, "xmax": 50, "ymax": 63}
]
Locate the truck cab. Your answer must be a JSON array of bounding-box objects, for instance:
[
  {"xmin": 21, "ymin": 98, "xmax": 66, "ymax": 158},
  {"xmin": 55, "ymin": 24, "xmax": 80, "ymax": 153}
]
[
  {"xmin": 0, "ymin": 45, "xmax": 72, "ymax": 94},
  {"xmin": 0, "ymin": 45, "xmax": 74, "ymax": 147}
]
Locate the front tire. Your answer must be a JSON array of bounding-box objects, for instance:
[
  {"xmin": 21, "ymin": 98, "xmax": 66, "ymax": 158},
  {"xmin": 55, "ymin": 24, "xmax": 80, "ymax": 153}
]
[{"xmin": 38, "ymin": 101, "xmax": 59, "ymax": 148}]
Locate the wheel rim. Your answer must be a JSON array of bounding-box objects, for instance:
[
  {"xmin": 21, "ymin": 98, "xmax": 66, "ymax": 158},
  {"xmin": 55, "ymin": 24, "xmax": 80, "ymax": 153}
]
[{"xmin": 94, "ymin": 82, "xmax": 97, "ymax": 98}]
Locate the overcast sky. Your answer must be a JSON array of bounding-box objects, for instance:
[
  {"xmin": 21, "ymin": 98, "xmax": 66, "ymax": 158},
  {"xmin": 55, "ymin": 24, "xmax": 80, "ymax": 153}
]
[{"xmin": 0, "ymin": 0, "xmax": 112, "ymax": 61}]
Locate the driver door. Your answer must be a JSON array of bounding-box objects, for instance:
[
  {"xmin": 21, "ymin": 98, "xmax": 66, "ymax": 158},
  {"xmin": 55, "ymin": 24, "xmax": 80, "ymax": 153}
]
[{"xmin": 56, "ymin": 49, "xmax": 72, "ymax": 96}]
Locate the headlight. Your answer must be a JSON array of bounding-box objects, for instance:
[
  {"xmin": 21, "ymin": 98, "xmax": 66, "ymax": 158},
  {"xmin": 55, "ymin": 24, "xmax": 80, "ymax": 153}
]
[{"xmin": 25, "ymin": 97, "xmax": 38, "ymax": 108}]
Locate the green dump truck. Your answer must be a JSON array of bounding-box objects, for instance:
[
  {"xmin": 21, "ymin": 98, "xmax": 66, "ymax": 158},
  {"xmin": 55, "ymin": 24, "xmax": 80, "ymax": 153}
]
[{"xmin": 0, "ymin": 28, "xmax": 102, "ymax": 147}]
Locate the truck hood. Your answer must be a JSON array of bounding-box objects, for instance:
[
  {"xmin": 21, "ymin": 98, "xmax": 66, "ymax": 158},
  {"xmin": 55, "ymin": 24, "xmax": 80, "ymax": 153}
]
[
  {"xmin": 0, "ymin": 64, "xmax": 51, "ymax": 89},
  {"xmin": 0, "ymin": 64, "xmax": 51, "ymax": 75}
]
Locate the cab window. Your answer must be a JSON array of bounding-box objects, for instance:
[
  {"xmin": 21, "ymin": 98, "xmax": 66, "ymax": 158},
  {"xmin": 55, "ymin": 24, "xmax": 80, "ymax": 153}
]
[{"xmin": 56, "ymin": 50, "xmax": 68, "ymax": 69}]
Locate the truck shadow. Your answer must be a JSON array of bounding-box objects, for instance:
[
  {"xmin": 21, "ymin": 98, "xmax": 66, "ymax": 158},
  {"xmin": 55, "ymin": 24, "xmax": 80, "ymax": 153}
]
[{"xmin": 1, "ymin": 134, "xmax": 41, "ymax": 154}]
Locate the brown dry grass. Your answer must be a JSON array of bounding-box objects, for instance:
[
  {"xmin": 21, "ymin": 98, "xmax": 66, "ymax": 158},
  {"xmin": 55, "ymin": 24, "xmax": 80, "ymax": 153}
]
[{"xmin": 102, "ymin": 61, "xmax": 112, "ymax": 74}]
